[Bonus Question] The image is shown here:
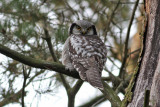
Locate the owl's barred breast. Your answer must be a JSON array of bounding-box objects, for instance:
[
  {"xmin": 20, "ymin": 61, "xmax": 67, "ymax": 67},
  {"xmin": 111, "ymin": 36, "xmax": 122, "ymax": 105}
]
[
  {"xmin": 68, "ymin": 34, "xmax": 107, "ymax": 89},
  {"xmin": 69, "ymin": 35, "xmax": 106, "ymax": 59}
]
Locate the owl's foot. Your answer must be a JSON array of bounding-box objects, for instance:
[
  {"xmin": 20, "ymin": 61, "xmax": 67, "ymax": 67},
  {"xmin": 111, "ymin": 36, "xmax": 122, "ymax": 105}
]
[{"xmin": 65, "ymin": 66, "xmax": 75, "ymax": 72}]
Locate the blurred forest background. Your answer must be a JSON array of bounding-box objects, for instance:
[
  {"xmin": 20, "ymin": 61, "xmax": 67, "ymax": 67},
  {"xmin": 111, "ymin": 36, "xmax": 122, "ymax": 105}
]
[{"xmin": 0, "ymin": 0, "xmax": 144, "ymax": 106}]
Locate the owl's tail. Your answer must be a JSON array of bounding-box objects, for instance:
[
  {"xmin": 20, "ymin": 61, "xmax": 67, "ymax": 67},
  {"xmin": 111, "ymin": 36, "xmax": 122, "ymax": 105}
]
[{"xmin": 86, "ymin": 67, "xmax": 104, "ymax": 90}]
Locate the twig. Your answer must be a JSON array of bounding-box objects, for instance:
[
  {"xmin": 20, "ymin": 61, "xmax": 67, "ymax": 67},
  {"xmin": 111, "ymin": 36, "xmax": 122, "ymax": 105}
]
[
  {"xmin": 102, "ymin": 77, "xmax": 112, "ymax": 81},
  {"xmin": 110, "ymin": 1, "xmax": 143, "ymax": 4},
  {"xmin": 64, "ymin": 0, "xmax": 80, "ymax": 20},
  {"xmin": 127, "ymin": 48, "xmax": 140, "ymax": 57},
  {"xmin": 43, "ymin": 28, "xmax": 58, "ymax": 62},
  {"xmin": 0, "ymin": 90, "xmax": 22, "ymax": 107},
  {"xmin": 119, "ymin": 0, "xmax": 140, "ymax": 78},
  {"xmin": 59, "ymin": 74, "xmax": 71, "ymax": 93},
  {"xmin": 115, "ymin": 75, "xmax": 131, "ymax": 94},
  {"xmin": 0, "ymin": 69, "xmax": 45, "ymax": 106},
  {"xmin": 22, "ymin": 65, "xmax": 31, "ymax": 107},
  {"xmin": 79, "ymin": 95, "xmax": 105, "ymax": 107},
  {"xmin": 104, "ymin": 0, "xmax": 121, "ymax": 42},
  {"xmin": 107, "ymin": 57, "xmax": 120, "ymax": 69},
  {"xmin": 104, "ymin": 68, "xmax": 122, "ymax": 84}
]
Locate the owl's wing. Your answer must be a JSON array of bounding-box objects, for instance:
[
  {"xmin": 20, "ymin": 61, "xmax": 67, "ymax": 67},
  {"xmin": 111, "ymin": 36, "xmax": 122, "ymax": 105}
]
[
  {"xmin": 69, "ymin": 35, "xmax": 107, "ymax": 89},
  {"xmin": 62, "ymin": 37, "xmax": 74, "ymax": 71}
]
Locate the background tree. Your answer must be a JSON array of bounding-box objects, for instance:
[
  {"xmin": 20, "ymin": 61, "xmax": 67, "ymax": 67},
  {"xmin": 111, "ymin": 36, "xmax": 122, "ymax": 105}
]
[
  {"xmin": 122, "ymin": 0, "xmax": 160, "ymax": 106},
  {"xmin": 0, "ymin": 0, "xmax": 144, "ymax": 106}
]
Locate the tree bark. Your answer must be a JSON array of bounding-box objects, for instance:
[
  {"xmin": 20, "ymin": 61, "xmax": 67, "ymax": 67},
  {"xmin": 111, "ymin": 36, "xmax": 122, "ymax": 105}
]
[{"xmin": 127, "ymin": 0, "xmax": 160, "ymax": 106}]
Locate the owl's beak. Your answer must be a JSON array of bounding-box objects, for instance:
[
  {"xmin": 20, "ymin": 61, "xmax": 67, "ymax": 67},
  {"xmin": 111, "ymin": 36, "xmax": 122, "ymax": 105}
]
[{"xmin": 81, "ymin": 29, "xmax": 86, "ymax": 34}]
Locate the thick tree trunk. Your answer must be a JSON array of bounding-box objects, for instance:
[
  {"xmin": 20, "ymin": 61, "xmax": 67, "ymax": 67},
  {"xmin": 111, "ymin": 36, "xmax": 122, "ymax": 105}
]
[{"xmin": 127, "ymin": 0, "xmax": 160, "ymax": 107}]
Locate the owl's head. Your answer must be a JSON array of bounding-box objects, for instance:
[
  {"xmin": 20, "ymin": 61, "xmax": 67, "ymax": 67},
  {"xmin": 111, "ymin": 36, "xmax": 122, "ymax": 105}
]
[{"xmin": 69, "ymin": 20, "xmax": 97, "ymax": 35}]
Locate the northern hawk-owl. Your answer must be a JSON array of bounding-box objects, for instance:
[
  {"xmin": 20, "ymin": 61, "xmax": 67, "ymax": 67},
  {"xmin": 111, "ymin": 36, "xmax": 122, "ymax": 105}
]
[{"xmin": 62, "ymin": 20, "xmax": 107, "ymax": 89}]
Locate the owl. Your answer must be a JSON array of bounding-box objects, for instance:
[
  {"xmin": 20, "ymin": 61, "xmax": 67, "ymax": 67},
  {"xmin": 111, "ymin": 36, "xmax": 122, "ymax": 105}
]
[{"xmin": 62, "ymin": 20, "xmax": 107, "ymax": 89}]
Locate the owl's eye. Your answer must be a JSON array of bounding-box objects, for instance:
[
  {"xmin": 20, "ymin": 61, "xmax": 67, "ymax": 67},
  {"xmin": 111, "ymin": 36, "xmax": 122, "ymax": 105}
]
[{"xmin": 76, "ymin": 25, "xmax": 81, "ymax": 30}]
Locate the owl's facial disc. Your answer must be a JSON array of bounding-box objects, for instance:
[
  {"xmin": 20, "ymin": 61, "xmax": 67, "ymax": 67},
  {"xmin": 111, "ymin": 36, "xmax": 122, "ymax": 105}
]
[
  {"xmin": 70, "ymin": 20, "xmax": 97, "ymax": 35},
  {"xmin": 72, "ymin": 24, "xmax": 93, "ymax": 35}
]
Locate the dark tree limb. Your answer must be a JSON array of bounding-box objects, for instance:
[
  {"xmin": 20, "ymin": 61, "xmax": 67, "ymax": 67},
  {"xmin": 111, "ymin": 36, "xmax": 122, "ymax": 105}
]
[
  {"xmin": 59, "ymin": 74, "xmax": 71, "ymax": 92},
  {"xmin": 100, "ymin": 82, "xmax": 122, "ymax": 107},
  {"xmin": 71, "ymin": 80, "xmax": 83, "ymax": 95},
  {"xmin": 60, "ymin": 78, "xmax": 83, "ymax": 107},
  {"xmin": 0, "ymin": 44, "xmax": 80, "ymax": 79},
  {"xmin": 67, "ymin": 80, "xmax": 83, "ymax": 107}
]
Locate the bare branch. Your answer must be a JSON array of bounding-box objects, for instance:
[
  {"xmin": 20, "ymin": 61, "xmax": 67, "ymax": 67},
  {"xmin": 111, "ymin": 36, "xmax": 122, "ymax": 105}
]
[
  {"xmin": 127, "ymin": 48, "xmax": 140, "ymax": 57},
  {"xmin": 110, "ymin": 1, "xmax": 143, "ymax": 4},
  {"xmin": 0, "ymin": 90, "xmax": 22, "ymax": 107},
  {"xmin": 0, "ymin": 44, "xmax": 80, "ymax": 79},
  {"xmin": 119, "ymin": 0, "xmax": 140, "ymax": 78},
  {"xmin": 0, "ymin": 69, "xmax": 45, "ymax": 106},
  {"xmin": 79, "ymin": 95, "xmax": 105, "ymax": 107},
  {"xmin": 66, "ymin": 80, "xmax": 83, "ymax": 107},
  {"xmin": 71, "ymin": 80, "xmax": 83, "ymax": 95},
  {"xmin": 100, "ymin": 82, "xmax": 122, "ymax": 107},
  {"xmin": 59, "ymin": 74, "xmax": 71, "ymax": 92},
  {"xmin": 43, "ymin": 28, "xmax": 58, "ymax": 62},
  {"xmin": 21, "ymin": 66, "xmax": 31, "ymax": 107},
  {"xmin": 104, "ymin": 0, "xmax": 120, "ymax": 42}
]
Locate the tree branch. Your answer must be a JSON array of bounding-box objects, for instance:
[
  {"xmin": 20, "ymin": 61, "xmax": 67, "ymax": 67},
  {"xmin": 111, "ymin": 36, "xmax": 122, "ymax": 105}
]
[
  {"xmin": 0, "ymin": 69, "xmax": 45, "ymax": 106},
  {"xmin": 0, "ymin": 90, "xmax": 22, "ymax": 107},
  {"xmin": 104, "ymin": 0, "xmax": 120, "ymax": 42},
  {"xmin": 71, "ymin": 80, "xmax": 83, "ymax": 95},
  {"xmin": 79, "ymin": 95, "xmax": 105, "ymax": 107},
  {"xmin": 59, "ymin": 74, "xmax": 71, "ymax": 93},
  {"xmin": 43, "ymin": 28, "xmax": 58, "ymax": 62},
  {"xmin": 22, "ymin": 66, "xmax": 31, "ymax": 107},
  {"xmin": 67, "ymin": 80, "xmax": 83, "ymax": 107},
  {"xmin": 119, "ymin": 0, "xmax": 140, "ymax": 78},
  {"xmin": 0, "ymin": 44, "xmax": 80, "ymax": 79},
  {"xmin": 100, "ymin": 82, "xmax": 122, "ymax": 107}
]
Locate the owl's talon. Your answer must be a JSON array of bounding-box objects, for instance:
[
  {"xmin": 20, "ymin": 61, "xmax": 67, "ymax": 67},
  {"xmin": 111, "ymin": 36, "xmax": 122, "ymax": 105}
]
[{"xmin": 65, "ymin": 67, "xmax": 75, "ymax": 72}]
